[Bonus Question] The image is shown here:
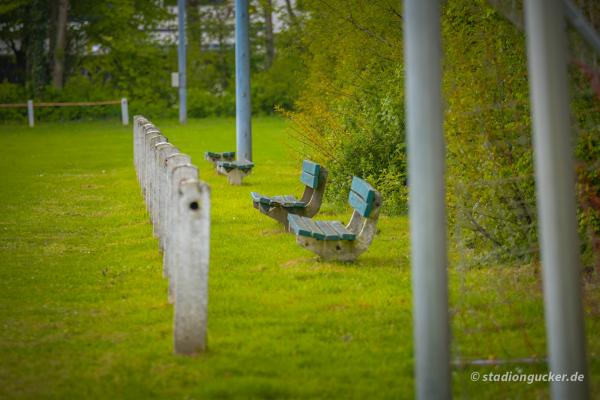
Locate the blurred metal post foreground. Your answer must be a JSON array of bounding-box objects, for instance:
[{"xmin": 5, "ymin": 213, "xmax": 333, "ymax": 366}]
[
  {"xmin": 178, "ymin": 0, "xmax": 187, "ymax": 124},
  {"xmin": 403, "ymin": 0, "xmax": 451, "ymax": 398},
  {"xmin": 235, "ymin": 0, "xmax": 252, "ymax": 162},
  {"xmin": 524, "ymin": 0, "xmax": 589, "ymax": 398}
]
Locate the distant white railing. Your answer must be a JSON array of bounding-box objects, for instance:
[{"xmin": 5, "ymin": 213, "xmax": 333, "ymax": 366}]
[
  {"xmin": 0, "ymin": 98, "xmax": 129, "ymax": 127},
  {"xmin": 133, "ymin": 115, "xmax": 210, "ymax": 355}
]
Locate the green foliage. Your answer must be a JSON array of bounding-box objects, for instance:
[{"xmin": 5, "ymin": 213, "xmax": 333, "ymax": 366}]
[
  {"xmin": 0, "ymin": 83, "xmax": 27, "ymax": 122},
  {"xmin": 442, "ymin": 1, "xmax": 538, "ymax": 264},
  {"xmin": 290, "ymin": 0, "xmax": 600, "ymax": 267},
  {"xmin": 188, "ymin": 88, "xmax": 235, "ymax": 117},
  {"xmin": 288, "ymin": 0, "xmax": 407, "ymax": 214},
  {"xmin": 252, "ymin": 49, "xmax": 302, "ymax": 114},
  {"xmin": 571, "ymin": 63, "xmax": 600, "ymax": 270}
]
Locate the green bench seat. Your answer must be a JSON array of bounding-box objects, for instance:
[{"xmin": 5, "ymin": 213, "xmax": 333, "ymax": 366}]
[
  {"xmin": 217, "ymin": 160, "xmax": 254, "ymax": 173},
  {"xmin": 205, "ymin": 151, "xmax": 235, "ymax": 163},
  {"xmin": 288, "ymin": 214, "xmax": 356, "ymax": 240},
  {"xmin": 250, "ymin": 160, "xmax": 328, "ymax": 228},
  {"xmin": 287, "ymin": 176, "xmax": 381, "ymax": 261},
  {"xmin": 250, "ymin": 193, "xmax": 307, "ymax": 209}
]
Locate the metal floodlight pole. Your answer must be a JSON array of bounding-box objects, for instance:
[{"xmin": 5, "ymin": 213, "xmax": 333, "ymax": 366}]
[
  {"xmin": 178, "ymin": 0, "xmax": 187, "ymax": 124},
  {"xmin": 524, "ymin": 1, "xmax": 589, "ymax": 398},
  {"xmin": 404, "ymin": 0, "xmax": 451, "ymax": 399},
  {"xmin": 235, "ymin": 0, "xmax": 252, "ymax": 162}
]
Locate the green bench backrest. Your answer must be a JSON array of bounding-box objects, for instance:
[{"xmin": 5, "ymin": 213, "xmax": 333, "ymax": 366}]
[
  {"xmin": 348, "ymin": 176, "xmax": 377, "ymax": 217},
  {"xmin": 300, "ymin": 160, "xmax": 321, "ymax": 189}
]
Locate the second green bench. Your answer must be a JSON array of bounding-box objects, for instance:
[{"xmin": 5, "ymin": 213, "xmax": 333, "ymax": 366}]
[{"xmin": 251, "ymin": 160, "xmax": 328, "ymax": 228}]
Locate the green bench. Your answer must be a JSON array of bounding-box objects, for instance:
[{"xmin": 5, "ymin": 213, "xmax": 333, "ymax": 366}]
[
  {"xmin": 205, "ymin": 151, "xmax": 235, "ymax": 164},
  {"xmin": 288, "ymin": 176, "xmax": 381, "ymax": 261},
  {"xmin": 251, "ymin": 160, "xmax": 328, "ymax": 228},
  {"xmin": 216, "ymin": 159, "xmax": 255, "ymax": 185}
]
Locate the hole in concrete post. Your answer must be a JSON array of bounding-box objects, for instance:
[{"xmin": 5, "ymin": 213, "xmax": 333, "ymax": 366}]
[{"xmin": 189, "ymin": 201, "xmax": 199, "ymax": 210}]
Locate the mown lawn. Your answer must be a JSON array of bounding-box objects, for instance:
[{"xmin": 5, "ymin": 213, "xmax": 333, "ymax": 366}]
[{"xmin": 0, "ymin": 117, "xmax": 597, "ymax": 399}]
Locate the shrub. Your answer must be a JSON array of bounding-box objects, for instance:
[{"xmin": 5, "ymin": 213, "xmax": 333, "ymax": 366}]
[{"xmin": 0, "ymin": 82, "xmax": 28, "ymax": 123}]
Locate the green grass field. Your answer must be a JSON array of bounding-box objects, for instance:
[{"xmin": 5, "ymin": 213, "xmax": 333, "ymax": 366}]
[{"xmin": 0, "ymin": 117, "xmax": 597, "ymax": 399}]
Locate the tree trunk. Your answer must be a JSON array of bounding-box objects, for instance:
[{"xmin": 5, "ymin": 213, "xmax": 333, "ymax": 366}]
[
  {"xmin": 262, "ymin": 0, "xmax": 274, "ymax": 68},
  {"xmin": 284, "ymin": 0, "xmax": 298, "ymax": 26},
  {"xmin": 52, "ymin": 0, "xmax": 68, "ymax": 89},
  {"xmin": 187, "ymin": 0, "xmax": 201, "ymax": 53},
  {"xmin": 26, "ymin": 0, "xmax": 49, "ymax": 95}
]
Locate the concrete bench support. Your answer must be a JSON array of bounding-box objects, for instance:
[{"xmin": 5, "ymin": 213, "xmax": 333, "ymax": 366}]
[{"xmin": 216, "ymin": 160, "xmax": 254, "ymax": 185}]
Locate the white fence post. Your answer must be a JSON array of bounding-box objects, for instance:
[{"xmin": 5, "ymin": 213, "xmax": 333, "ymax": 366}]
[
  {"xmin": 27, "ymin": 100, "xmax": 34, "ymax": 128},
  {"xmin": 133, "ymin": 116, "xmax": 147, "ymax": 179},
  {"xmin": 146, "ymin": 134, "xmax": 166, "ymax": 216},
  {"xmin": 157, "ymin": 149, "xmax": 184, "ymax": 250},
  {"xmin": 121, "ymin": 98, "xmax": 129, "ymax": 126},
  {"xmin": 163, "ymin": 155, "xmax": 193, "ymax": 276},
  {"xmin": 142, "ymin": 130, "xmax": 159, "ymax": 205},
  {"xmin": 173, "ymin": 179, "xmax": 210, "ymax": 355},
  {"xmin": 167, "ymin": 164, "xmax": 198, "ymax": 303},
  {"xmin": 140, "ymin": 124, "xmax": 157, "ymax": 188},
  {"xmin": 154, "ymin": 143, "xmax": 178, "ymax": 238}
]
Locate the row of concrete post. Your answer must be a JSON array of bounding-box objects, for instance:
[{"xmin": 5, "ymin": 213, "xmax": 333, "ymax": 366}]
[{"xmin": 133, "ymin": 115, "xmax": 210, "ymax": 355}]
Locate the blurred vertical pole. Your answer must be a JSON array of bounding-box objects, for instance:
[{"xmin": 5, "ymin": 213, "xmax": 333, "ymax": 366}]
[
  {"xmin": 524, "ymin": 1, "xmax": 589, "ymax": 398},
  {"xmin": 27, "ymin": 100, "xmax": 34, "ymax": 128},
  {"xmin": 121, "ymin": 98, "xmax": 129, "ymax": 126},
  {"xmin": 178, "ymin": 0, "xmax": 187, "ymax": 124},
  {"xmin": 404, "ymin": 0, "xmax": 451, "ymax": 399},
  {"xmin": 235, "ymin": 0, "xmax": 252, "ymax": 162}
]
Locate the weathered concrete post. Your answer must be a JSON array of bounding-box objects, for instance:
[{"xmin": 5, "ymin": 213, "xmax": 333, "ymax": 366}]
[
  {"xmin": 133, "ymin": 117, "xmax": 140, "ymax": 173},
  {"xmin": 235, "ymin": 0, "xmax": 252, "ymax": 162},
  {"xmin": 133, "ymin": 117, "xmax": 148, "ymax": 181},
  {"xmin": 173, "ymin": 179, "xmax": 210, "ymax": 355},
  {"xmin": 166, "ymin": 164, "xmax": 198, "ymax": 303},
  {"xmin": 143, "ymin": 132, "xmax": 160, "ymax": 207},
  {"xmin": 404, "ymin": 0, "xmax": 451, "ymax": 399},
  {"xmin": 133, "ymin": 117, "xmax": 139, "ymax": 173},
  {"xmin": 146, "ymin": 134, "xmax": 167, "ymax": 217},
  {"xmin": 121, "ymin": 98, "xmax": 129, "ymax": 126},
  {"xmin": 524, "ymin": 0, "xmax": 589, "ymax": 398},
  {"xmin": 153, "ymin": 142, "xmax": 176, "ymax": 236},
  {"xmin": 163, "ymin": 155, "xmax": 193, "ymax": 275},
  {"xmin": 155, "ymin": 144, "xmax": 179, "ymax": 241},
  {"xmin": 140, "ymin": 124, "xmax": 158, "ymax": 189},
  {"xmin": 27, "ymin": 100, "xmax": 34, "ymax": 128}
]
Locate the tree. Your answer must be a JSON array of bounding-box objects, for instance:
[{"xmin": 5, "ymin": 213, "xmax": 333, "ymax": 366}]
[
  {"xmin": 51, "ymin": 0, "xmax": 69, "ymax": 88},
  {"xmin": 260, "ymin": 0, "xmax": 274, "ymax": 68},
  {"xmin": 26, "ymin": 0, "xmax": 49, "ymax": 95},
  {"xmin": 187, "ymin": 0, "xmax": 202, "ymax": 54},
  {"xmin": 0, "ymin": 1, "xmax": 30, "ymax": 84}
]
